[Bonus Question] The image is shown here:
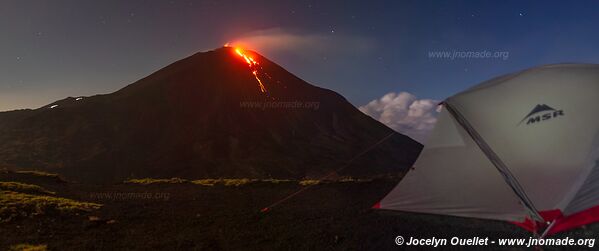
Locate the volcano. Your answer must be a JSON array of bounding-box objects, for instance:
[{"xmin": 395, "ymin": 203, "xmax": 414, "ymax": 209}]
[{"xmin": 0, "ymin": 47, "xmax": 422, "ymax": 182}]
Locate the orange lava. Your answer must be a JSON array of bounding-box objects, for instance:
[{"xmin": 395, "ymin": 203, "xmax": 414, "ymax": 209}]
[{"xmin": 233, "ymin": 47, "xmax": 267, "ymax": 93}]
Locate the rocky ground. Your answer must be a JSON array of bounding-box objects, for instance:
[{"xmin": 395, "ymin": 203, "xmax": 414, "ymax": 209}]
[{"xmin": 0, "ymin": 171, "xmax": 596, "ymax": 250}]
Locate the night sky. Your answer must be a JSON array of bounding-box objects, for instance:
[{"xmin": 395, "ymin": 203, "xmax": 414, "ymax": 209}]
[{"xmin": 3, "ymin": 0, "xmax": 599, "ymax": 112}]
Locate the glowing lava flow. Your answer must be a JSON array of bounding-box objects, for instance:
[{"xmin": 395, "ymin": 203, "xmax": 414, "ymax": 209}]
[{"xmin": 233, "ymin": 47, "xmax": 267, "ymax": 93}]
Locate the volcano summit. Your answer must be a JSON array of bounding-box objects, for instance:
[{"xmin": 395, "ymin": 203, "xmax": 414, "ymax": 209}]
[{"xmin": 0, "ymin": 47, "xmax": 421, "ymax": 182}]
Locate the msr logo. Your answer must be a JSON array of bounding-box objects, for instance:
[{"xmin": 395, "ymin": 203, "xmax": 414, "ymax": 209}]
[{"xmin": 518, "ymin": 104, "xmax": 564, "ymax": 126}]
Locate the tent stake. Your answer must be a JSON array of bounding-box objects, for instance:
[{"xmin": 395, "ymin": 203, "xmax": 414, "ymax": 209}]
[{"xmin": 539, "ymin": 220, "xmax": 557, "ymax": 239}]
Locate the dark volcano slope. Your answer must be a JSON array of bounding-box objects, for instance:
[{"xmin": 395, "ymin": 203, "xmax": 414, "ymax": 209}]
[{"xmin": 0, "ymin": 47, "xmax": 422, "ymax": 182}]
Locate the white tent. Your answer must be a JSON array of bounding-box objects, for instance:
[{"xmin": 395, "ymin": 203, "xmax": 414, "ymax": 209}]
[{"xmin": 375, "ymin": 64, "xmax": 599, "ymax": 235}]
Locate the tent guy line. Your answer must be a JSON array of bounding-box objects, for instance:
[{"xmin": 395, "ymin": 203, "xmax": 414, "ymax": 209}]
[{"xmin": 260, "ymin": 132, "xmax": 397, "ymax": 213}]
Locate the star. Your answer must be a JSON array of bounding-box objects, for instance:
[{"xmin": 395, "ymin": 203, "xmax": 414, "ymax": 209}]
[{"xmin": 519, "ymin": 13, "xmax": 524, "ymax": 16}]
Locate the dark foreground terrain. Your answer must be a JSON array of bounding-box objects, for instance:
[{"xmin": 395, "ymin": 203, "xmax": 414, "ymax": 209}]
[{"xmin": 1, "ymin": 170, "xmax": 596, "ymax": 250}]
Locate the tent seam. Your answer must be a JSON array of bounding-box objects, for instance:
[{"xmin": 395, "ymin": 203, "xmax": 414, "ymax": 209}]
[{"xmin": 443, "ymin": 101, "xmax": 544, "ymax": 222}]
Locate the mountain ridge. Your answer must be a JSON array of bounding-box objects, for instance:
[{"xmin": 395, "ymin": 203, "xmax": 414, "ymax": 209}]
[{"xmin": 0, "ymin": 47, "xmax": 422, "ymax": 183}]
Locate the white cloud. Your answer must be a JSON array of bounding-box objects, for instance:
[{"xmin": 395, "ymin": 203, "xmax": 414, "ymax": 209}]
[
  {"xmin": 227, "ymin": 28, "xmax": 376, "ymax": 56},
  {"xmin": 359, "ymin": 92, "xmax": 440, "ymax": 143}
]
